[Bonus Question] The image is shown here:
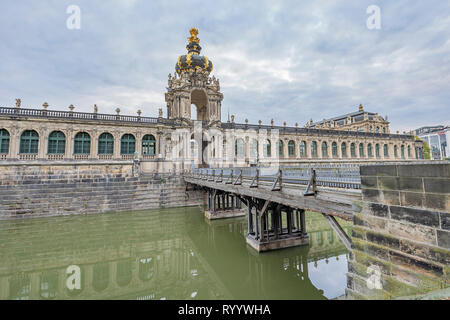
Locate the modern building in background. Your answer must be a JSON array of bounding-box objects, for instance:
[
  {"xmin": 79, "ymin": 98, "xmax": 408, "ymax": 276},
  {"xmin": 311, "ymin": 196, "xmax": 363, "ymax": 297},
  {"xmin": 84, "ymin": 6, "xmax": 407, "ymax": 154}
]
[{"xmin": 415, "ymin": 125, "xmax": 449, "ymax": 160}]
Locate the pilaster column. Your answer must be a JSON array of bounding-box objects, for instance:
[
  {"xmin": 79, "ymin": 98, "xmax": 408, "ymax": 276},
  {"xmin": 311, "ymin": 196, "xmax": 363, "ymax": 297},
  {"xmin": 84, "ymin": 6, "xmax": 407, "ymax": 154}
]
[
  {"xmin": 9, "ymin": 126, "xmax": 19, "ymax": 159},
  {"xmin": 92, "ymin": 131, "xmax": 99, "ymax": 159},
  {"xmin": 38, "ymin": 127, "xmax": 47, "ymax": 159},
  {"xmin": 113, "ymin": 131, "xmax": 121, "ymax": 160}
]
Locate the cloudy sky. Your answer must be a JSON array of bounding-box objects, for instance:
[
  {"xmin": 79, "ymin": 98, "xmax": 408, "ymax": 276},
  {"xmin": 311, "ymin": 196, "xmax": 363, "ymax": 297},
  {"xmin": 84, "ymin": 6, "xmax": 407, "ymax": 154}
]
[{"xmin": 0, "ymin": 0, "xmax": 449, "ymax": 132}]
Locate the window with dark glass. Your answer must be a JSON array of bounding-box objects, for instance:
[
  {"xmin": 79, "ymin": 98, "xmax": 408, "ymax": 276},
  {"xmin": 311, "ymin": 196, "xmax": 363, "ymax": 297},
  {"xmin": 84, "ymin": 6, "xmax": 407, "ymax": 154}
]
[
  {"xmin": 351, "ymin": 143, "xmax": 356, "ymax": 158},
  {"xmin": 48, "ymin": 131, "xmax": 66, "ymax": 155},
  {"xmin": 341, "ymin": 143, "xmax": 347, "ymax": 158},
  {"xmin": 20, "ymin": 130, "xmax": 39, "ymax": 154},
  {"xmin": 300, "ymin": 141, "xmax": 307, "ymax": 157},
  {"xmin": 332, "ymin": 142, "xmax": 338, "ymax": 157},
  {"xmin": 359, "ymin": 143, "xmax": 364, "ymax": 157},
  {"xmin": 322, "ymin": 142, "xmax": 328, "ymax": 158},
  {"xmin": 368, "ymin": 144, "xmax": 373, "ymax": 157},
  {"xmin": 311, "ymin": 141, "xmax": 317, "ymax": 157},
  {"xmin": 288, "ymin": 140, "xmax": 295, "ymax": 157},
  {"xmin": 0, "ymin": 129, "xmax": 10, "ymax": 154},
  {"xmin": 98, "ymin": 133, "xmax": 114, "ymax": 155},
  {"xmin": 277, "ymin": 140, "xmax": 284, "ymax": 157},
  {"xmin": 120, "ymin": 134, "xmax": 136, "ymax": 155},
  {"xmin": 74, "ymin": 132, "xmax": 91, "ymax": 155},
  {"xmin": 142, "ymin": 134, "xmax": 156, "ymax": 156},
  {"xmin": 263, "ymin": 140, "xmax": 271, "ymax": 157}
]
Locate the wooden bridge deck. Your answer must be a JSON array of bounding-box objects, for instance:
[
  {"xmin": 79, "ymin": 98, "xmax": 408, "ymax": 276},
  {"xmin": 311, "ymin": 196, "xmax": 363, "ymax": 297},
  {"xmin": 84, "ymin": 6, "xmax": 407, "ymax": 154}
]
[{"xmin": 185, "ymin": 166, "xmax": 362, "ymax": 221}]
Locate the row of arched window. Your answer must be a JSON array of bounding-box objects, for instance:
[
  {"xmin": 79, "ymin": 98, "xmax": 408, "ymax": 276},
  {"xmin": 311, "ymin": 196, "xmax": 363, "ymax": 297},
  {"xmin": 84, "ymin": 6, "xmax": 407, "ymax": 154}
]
[
  {"xmin": 0, "ymin": 129, "xmax": 157, "ymax": 156},
  {"xmin": 234, "ymin": 138, "xmax": 411, "ymax": 159}
]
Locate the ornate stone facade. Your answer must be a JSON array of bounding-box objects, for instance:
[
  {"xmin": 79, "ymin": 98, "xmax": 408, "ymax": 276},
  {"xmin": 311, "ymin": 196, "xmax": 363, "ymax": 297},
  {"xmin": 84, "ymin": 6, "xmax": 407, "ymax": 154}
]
[
  {"xmin": 309, "ymin": 104, "xmax": 390, "ymax": 134},
  {"xmin": 0, "ymin": 28, "xmax": 424, "ymax": 167},
  {"xmin": 165, "ymin": 28, "xmax": 223, "ymax": 123}
]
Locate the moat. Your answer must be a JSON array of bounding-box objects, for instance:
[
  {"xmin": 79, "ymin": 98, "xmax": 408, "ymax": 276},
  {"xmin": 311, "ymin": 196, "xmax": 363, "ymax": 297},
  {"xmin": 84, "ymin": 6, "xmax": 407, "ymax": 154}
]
[{"xmin": 0, "ymin": 206, "xmax": 352, "ymax": 300}]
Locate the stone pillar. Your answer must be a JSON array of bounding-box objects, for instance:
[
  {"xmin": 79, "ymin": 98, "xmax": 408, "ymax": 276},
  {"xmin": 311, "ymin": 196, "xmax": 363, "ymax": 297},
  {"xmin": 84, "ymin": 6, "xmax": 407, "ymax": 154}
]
[
  {"xmin": 38, "ymin": 127, "xmax": 47, "ymax": 160},
  {"xmin": 66, "ymin": 129, "xmax": 74, "ymax": 159},
  {"xmin": 114, "ymin": 131, "xmax": 121, "ymax": 160},
  {"xmin": 9, "ymin": 127, "xmax": 19, "ymax": 159},
  {"xmin": 92, "ymin": 131, "xmax": 99, "ymax": 159}
]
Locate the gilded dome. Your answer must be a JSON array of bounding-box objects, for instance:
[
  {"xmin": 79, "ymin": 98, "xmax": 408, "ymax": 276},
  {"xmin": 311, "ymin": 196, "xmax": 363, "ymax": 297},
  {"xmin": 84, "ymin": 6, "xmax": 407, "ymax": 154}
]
[{"xmin": 175, "ymin": 28, "xmax": 213, "ymax": 74}]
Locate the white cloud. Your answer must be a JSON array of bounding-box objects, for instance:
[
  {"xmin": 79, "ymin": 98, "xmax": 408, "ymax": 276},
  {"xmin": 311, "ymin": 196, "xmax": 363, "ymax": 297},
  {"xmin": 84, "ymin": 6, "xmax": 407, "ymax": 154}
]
[{"xmin": 0, "ymin": 1, "xmax": 449, "ymax": 131}]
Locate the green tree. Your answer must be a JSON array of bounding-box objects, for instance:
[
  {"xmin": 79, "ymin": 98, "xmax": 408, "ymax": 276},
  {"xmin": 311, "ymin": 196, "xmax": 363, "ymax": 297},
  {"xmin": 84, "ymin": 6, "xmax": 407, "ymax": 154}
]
[{"xmin": 415, "ymin": 136, "xmax": 431, "ymax": 160}]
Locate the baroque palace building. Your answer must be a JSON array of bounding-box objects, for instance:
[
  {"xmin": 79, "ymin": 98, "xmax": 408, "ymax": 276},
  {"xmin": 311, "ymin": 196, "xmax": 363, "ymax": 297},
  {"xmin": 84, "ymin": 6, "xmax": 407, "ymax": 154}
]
[{"xmin": 0, "ymin": 28, "xmax": 424, "ymax": 169}]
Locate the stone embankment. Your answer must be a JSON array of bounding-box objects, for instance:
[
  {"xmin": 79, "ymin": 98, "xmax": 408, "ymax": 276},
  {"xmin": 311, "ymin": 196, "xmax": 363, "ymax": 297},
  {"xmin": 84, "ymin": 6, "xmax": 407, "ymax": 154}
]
[
  {"xmin": 0, "ymin": 163, "xmax": 203, "ymax": 219},
  {"xmin": 347, "ymin": 163, "xmax": 450, "ymax": 299}
]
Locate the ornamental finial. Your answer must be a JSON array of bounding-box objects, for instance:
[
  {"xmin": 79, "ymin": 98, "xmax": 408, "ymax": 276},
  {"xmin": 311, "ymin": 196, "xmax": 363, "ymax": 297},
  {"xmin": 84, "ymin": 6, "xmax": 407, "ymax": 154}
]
[{"xmin": 189, "ymin": 28, "xmax": 199, "ymax": 44}]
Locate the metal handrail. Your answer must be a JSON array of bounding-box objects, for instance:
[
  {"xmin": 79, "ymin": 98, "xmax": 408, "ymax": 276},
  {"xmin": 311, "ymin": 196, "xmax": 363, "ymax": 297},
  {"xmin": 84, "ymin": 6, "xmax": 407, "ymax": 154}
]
[{"xmin": 190, "ymin": 165, "xmax": 361, "ymax": 190}]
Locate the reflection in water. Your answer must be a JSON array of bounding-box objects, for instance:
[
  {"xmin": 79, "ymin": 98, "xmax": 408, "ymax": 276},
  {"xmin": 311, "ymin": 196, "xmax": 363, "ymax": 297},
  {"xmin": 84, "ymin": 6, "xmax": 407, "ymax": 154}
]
[{"xmin": 0, "ymin": 206, "xmax": 351, "ymax": 300}]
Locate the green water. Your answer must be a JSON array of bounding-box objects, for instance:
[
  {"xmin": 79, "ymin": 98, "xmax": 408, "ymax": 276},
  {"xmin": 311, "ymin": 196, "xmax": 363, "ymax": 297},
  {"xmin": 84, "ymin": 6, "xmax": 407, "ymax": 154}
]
[{"xmin": 0, "ymin": 206, "xmax": 352, "ymax": 300}]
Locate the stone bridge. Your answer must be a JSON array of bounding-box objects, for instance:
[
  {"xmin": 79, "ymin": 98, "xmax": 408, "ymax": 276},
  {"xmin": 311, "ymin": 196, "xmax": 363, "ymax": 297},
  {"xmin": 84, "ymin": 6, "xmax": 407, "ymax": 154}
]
[{"xmin": 184, "ymin": 162, "xmax": 450, "ymax": 299}]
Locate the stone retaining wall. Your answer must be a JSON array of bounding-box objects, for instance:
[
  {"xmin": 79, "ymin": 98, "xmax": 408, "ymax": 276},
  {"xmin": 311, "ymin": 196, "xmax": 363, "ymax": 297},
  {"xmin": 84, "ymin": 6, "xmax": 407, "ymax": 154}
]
[
  {"xmin": 346, "ymin": 163, "xmax": 450, "ymax": 299},
  {"xmin": 0, "ymin": 163, "xmax": 204, "ymax": 220}
]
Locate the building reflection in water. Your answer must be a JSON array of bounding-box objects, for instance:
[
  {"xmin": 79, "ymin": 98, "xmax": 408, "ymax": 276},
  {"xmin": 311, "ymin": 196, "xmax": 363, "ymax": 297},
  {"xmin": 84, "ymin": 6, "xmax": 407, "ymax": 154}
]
[{"xmin": 0, "ymin": 207, "xmax": 351, "ymax": 300}]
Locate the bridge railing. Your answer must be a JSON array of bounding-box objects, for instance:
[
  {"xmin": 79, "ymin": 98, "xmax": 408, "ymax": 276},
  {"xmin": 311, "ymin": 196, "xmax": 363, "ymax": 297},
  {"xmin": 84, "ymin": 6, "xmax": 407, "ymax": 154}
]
[{"xmin": 189, "ymin": 164, "xmax": 361, "ymax": 190}]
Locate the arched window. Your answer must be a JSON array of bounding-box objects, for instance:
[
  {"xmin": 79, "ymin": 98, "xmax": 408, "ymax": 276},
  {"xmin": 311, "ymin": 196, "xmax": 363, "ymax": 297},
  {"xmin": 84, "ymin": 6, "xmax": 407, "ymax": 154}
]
[
  {"xmin": 332, "ymin": 142, "xmax": 338, "ymax": 158},
  {"xmin": 321, "ymin": 141, "xmax": 328, "ymax": 158},
  {"xmin": 277, "ymin": 140, "xmax": 284, "ymax": 158},
  {"xmin": 368, "ymin": 144, "xmax": 373, "ymax": 157},
  {"xmin": 0, "ymin": 129, "xmax": 10, "ymax": 154},
  {"xmin": 311, "ymin": 141, "xmax": 318, "ymax": 158},
  {"xmin": 74, "ymin": 132, "xmax": 90, "ymax": 154},
  {"xmin": 394, "ymin": 145, "xmax": 398, "ymax": 158},
  {"xmin": 263, "ymin": 139, "xmax": 271, "ymax": 157},
  {"xmin": 48, "ymin": 131, "xmax": 66, "ymax": 155},
  {"xmin": 408, "ymin": 145, "xmax": 411, "ymax": 158},
  {"xmin": 300, "ymin": 141, "xmax": 307, "ymax": 158},
  {"xmin": 376, "ymin": 127, "xmax": 380, "ymax": 133},
  {"xmin": 120, "ymin": 134, "xmax": 136, "ymax": 155},
  {"xmin": 383, "ymin": 127, "xmax": 386, "ymax": 134},
  {"xmin": 384, "ymin": 144, "xmax": 389, "ymax": 157},
  {"xmin": 351, "ymin": 143, "xmax": 356, "ymax": 158},
  {"xmin": 98, "ymin": 133, "xmax": 114, "ymax": 155},
  {"xmin": 359, "ymin": 143, "xmax": 364, "ymax": 158},
  {"xmin": 341, "ymin": 143, "xmax": 347, "ymax": 158},
  {"xmin": 375, "ymin": 144, "xmax": 380, "ymax": 158},
  {"xmin": 20, "ymin": 130, "xmax": 39, "ymax": 154},
  {"xmin": 235, "ymin": 138, "xmax": 244, "ymax": 158},
  {"xmin": 250, "ymin": 139, "xmax": 258, "ymax": 158},
  {"xmin": 288, "ymin": 140, "xmax": 295, "ymax": 157},
  {"xmin": 142, "ymin": 134, "xmax": 156, "ymax": 156},
  {"xmin": 401, "ymin": 145, "xmax": 405, "ymax": 159}
]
